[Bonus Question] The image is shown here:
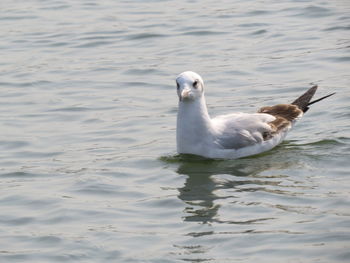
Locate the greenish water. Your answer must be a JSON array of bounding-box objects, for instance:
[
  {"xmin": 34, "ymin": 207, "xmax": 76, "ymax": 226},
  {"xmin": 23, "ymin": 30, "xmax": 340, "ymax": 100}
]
[{"xmin": 0, "ymin": 0, "xmax": 349, "ymax": 262}]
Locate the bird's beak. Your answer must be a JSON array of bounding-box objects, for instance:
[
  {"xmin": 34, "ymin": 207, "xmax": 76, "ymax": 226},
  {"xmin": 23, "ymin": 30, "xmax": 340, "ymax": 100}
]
[{"xmin": 180, "ymin": 88, "xmax": 191, "ymax": 101}]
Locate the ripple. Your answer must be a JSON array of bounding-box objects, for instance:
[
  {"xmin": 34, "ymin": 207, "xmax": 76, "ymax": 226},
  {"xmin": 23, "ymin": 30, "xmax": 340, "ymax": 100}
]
[
  {"xmin": 74, "ymin": 41, "xmax": 114, "ymax": 48},
  {"xmin": 0, "ymin": 172, "xmax": 43, "ymax": 178},
  {"xmin": 83, "ymin": 30, "xmax": 126, "ymax": 36},
  {"xmin": 0, "ymin": 15, "xmax": 38, "ymax": 21},
  {"xmin": 0, "ymin": 80, "xmax": 52, "ymax": 88},
  {"xmin": 36, "ymin": 235, "xmax": 62, "ymax": 245},
  {"xmin": 0, "ymin": 216, "xmax": 35, "ymax": 226},
  {"xmin": 301, "ymin": 139, "xmax": 345, "ymax": 146},
  {"xmin": 0, "ymin": 140, "xmax": 29, "ymax": 150},
  {"xmin": 181, "ymin": 30, "xmax": 227, "ymax": 36},
  {"xmin": 126, "ymin": 33, "xmax": 167, "ymax": 40},
  {"xmin": 251, "ymin": 29, "xmax": 268, "ymax": 35},
  {"xmin": 324, "ymin": 26, "xmax": 350, "ymax": 32},
  {"xmin": 47, "ymin": 106, "xmax": 91, "ymax": 112},
  {"xmin": 13, "ymin": 151, "xmax": 63, "ymax": 159},
  {"xmin": 326, "ymin": 56, "xmax": 350, "ymax": 62},
  {"xmin": 246, "ymin": 10, "xmax": 271, "ymax": 16},
  {"xmin": 123, "ymin": 68, "xmax": 160, "ymax": 75},
  {"xmin": 238, "ymin": 22, "xmax": 270, "ymax": 28},
  {"xmin": 294, "ymin": 5, "xmax": 333, "ymax": 18},
  {"xmin": 71, "ymin": 179, "xmax": 147, "ymax": 199},
  {"xmin": 39, "ymin": 5, "xmax": 70, "ymax": 10}
]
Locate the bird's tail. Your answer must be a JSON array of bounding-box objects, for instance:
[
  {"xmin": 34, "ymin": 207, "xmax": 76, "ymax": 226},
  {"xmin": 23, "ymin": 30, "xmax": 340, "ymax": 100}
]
[{"xmin": 291, "ymin": 85, "xmax": 335, "ymax": 113}]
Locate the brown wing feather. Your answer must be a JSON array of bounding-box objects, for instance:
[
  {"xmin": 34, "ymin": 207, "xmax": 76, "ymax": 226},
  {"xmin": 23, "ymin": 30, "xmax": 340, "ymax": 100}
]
[
  {"xmin": 257, "ymin": 85, "xmax": 334, "ymax": 141},
  {"xmin": 258, "ymin": 104, "xmax": 303, "ymax": 140}
]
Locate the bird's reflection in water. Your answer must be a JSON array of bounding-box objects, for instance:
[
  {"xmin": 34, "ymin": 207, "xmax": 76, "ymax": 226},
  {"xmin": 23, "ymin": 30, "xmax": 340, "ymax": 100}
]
[
  {"xmin": 176, "ymin": 144, "xmax": 307, "ymax": 224},
  {"xmin": 178, "ymin": 162, "xmax": 220, "ymax": 224}
]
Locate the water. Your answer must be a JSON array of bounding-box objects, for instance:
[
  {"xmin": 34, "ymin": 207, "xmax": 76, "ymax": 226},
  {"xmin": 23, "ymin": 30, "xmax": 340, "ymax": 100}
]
[{"xmin": 1, "ymin": 0, "xmax": 349, "ymax": 262}]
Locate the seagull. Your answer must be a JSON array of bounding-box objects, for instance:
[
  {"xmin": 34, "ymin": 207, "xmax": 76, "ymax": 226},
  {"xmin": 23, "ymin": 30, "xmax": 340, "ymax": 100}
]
[{"xmin": 175, "ymin": 71, "xmax": 335, "ymax": 159}]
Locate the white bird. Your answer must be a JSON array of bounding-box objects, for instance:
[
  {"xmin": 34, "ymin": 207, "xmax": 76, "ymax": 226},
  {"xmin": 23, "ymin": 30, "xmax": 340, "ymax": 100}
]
[{"xmin": 175, "ymin": 71, "xmax": 335, "ymax": 159}]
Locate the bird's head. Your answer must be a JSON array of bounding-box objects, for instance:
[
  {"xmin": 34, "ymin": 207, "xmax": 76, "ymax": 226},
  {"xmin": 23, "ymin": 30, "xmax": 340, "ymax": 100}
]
[{"xmin": 176, "ymin": 71, "xmax": 204, "ymax": 102}]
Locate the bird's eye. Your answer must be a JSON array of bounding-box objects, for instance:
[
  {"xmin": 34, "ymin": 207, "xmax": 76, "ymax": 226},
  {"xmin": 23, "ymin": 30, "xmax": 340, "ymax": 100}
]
[
  {"xmin": 176, "ymin": 82, "xmax": 180, "ymax": 90},
  {"xmin": 193, "ymin": 80, "xmax": 199, "ymax": 89}
]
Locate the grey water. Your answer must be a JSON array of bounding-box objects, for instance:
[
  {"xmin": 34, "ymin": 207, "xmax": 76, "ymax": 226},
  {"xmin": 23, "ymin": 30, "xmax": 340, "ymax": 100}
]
[{"xmin": 1, "ymin": 0, "xmax": 350, "ymax": 262}]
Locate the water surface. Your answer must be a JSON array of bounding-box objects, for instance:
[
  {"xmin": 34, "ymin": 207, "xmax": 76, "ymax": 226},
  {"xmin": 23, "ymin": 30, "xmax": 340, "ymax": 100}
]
[{"xmin": 0, "ymin": 0, "xmax": 349, "ymax": 262}]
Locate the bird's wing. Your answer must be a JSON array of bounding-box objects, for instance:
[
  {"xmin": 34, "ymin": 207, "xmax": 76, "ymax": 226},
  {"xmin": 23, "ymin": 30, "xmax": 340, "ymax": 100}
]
[
  {"xmin": 211, "ymin": 112, "xmax": 277, "ymax": 149},
  {"xmin": 257, "ymin": 104, "xmax": 303, "ymax": 139},
  {"xmin": 212, "ymin": 103, "xmax": 303, "ymax": 150},
  {"xmin": 258, "ymin": 85, "xmax": 335, "ymax": 137},
  {"xmin": 205, "ymin": 86, "xmax": 334, "ymax": 158}
]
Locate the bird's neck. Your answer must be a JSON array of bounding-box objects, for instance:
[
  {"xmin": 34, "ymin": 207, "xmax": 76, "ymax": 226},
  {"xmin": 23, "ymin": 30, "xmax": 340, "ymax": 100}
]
[{"xmin": 177, "ymin": 96, "xmax": 214, "ymax": 153}]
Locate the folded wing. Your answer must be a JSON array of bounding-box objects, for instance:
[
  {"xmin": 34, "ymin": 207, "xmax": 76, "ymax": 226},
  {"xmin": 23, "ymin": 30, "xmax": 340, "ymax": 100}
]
[
  {"xmin": 212, "ymin": 112, "xmax": 276, "ymax": 149},
  {"xmin": 212, "ymin": 85, "xmax": 334, "ymax": 151}
]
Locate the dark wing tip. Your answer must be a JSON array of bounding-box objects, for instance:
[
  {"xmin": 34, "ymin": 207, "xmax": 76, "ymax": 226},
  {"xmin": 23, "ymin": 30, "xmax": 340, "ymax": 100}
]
[
  {"xmin": 291, "ymin": 85, "xmax": 318, "ymax": 112},
  {"xmin": 307, "ymin": 92, "xmax": 336, "ymax": 106}
]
